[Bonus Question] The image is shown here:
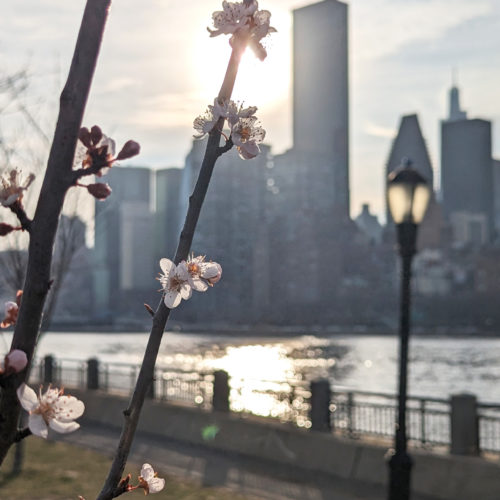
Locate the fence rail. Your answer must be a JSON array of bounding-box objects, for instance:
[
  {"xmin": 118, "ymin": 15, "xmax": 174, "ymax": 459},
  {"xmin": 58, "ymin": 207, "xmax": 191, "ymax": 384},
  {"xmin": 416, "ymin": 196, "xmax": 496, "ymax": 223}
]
[{"xmin": 30, "ymin": 355, "xmax": 500, "ymax": 455}]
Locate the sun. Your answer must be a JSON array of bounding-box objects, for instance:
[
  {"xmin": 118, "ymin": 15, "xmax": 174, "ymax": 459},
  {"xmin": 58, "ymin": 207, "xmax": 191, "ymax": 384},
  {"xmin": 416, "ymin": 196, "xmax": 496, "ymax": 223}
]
[{"xmin": 193, "ymin": 8, "xmax": 291, "ymax": 109}]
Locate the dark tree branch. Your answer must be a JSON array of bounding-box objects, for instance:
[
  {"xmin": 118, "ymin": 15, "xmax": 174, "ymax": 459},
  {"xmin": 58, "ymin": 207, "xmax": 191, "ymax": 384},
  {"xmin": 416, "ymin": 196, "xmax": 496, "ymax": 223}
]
[
  {"xmin": 217, "ymin": 136, "xmax": 234, "ymax": 157},
  {"xmin": 13, "ymin": 427, "xmax": 31, "ymax": 443},
  {"xmin": 0, "ymin": 0, "xmax": 112, "ymax": 465},
  {"xmin": 72, "ymin": 160, "xmax": 109, "ymax": 182},
  {"xmin": 9, "ymin": 201, "xmax": 32, "ymax": 232},
  {"xmin": 97, "ymin": 32, "xmax": 249, "ymax": 500}
]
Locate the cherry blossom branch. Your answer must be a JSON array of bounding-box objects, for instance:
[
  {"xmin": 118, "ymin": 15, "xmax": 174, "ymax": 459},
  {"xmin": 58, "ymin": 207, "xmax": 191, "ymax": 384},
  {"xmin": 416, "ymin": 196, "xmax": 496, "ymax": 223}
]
[
  {"xmin": 96, "ymin": 33, "xmax": 248, "ymax": 500},
  {"xmin": 72, "ymin": 160, "xmax": 108, "ymax": 180},
  {"xmin": 0, "ymin": 0, "xmax": 112, "ymax": 465},
  {"xmin": 9, "ymin": 201, "xmax": 32, "ymax": 232}
]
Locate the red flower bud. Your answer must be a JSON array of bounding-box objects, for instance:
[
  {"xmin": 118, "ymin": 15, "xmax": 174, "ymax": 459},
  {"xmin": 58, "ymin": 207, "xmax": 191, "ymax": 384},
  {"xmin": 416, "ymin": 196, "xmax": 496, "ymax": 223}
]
[
  {"xmin": 90, "ymin": 125, "xmax": 103, "ymax": 145},
  {"xmin": 0, "ymin": 223, "xmax": 15, "ymax": 236},
  {"xmin": 4, "ymin": 349, "xmax": 28, "ymax": 374},
  {"xmin": 87, "ymin": 183, "xmax": 112, "ymax": 200},
  {"xmin": 78, "ymin": 127, "xmax": 92, "ymax": 148},
  {"xmin": 116, "ymin": 140, "xmax": 141, "ymax": 161}
]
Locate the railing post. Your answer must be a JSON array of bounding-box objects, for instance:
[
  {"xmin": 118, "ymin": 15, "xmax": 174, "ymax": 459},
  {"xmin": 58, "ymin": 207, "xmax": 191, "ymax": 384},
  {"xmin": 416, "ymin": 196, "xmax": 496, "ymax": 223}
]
[
  {"xmin": 43, "ymin": 355, "xmax": 55, "ymax": 384},
  {"xmin": 347, "ymin": 392, "xmax": 354, "ymax": 436},
  {"xmin": 87, "ymin": 358, "xmax": 100, "ymax": 390},
  {"xmin": 212, "ymin": 370, "xmax": 230, "ymax": 412},
  {"xmin": 310, "ymin": 378, "xmax": 331, "ymax": 431},
  {"xmin": 420, "ymin": 399, "xmax": 426, "ymax": 447},
  {"xmin": 450, "ymin": 393, "xmax": 479, "ymax": 455}
]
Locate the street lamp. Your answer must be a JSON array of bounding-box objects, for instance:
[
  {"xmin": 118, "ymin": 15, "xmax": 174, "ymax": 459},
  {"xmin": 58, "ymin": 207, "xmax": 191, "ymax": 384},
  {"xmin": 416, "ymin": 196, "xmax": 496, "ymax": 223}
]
[{"xmin": 386, "ymin": 158, "xmax": 431, "ymax": 500}]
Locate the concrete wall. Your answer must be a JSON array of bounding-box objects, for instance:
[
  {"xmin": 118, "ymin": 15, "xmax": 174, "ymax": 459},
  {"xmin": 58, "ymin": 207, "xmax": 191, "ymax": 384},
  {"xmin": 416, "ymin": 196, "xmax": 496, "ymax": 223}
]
[{"xmin": 73, "ymin": 389, "xmax": 500, "ymax": 500}]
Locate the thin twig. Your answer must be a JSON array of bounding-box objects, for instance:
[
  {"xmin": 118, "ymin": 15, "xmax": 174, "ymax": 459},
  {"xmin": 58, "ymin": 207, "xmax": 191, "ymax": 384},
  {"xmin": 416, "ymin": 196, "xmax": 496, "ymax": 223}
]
[
  {"xmin": 96, "ymin": 33, "xmax": 247, "ymax": 500},
  {"xmin": 9, "ymin": 201, "xmax": 32, "ymax": 232},
  {"xmin": 72, "ymin": 161, "xmax": 108, "ymax": 182}
]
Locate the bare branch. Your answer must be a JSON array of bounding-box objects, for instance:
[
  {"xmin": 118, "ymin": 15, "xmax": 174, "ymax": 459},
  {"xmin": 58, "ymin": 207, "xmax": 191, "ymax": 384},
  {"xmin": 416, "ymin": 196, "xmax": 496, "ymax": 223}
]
[
  {"xmin": 0, "ymin": 0, "xmax": 112, "ymax": 465},
  {"xmin": 8, "ymin": 201, "xmax": 32, "ymax": 232}
]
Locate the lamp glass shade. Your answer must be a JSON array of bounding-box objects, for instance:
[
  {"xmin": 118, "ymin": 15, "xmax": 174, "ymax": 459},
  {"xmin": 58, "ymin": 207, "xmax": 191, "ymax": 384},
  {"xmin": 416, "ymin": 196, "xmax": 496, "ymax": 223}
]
[
  {"xmin": 387, "ymin": 183, "xmax": 413, "ymax": 224},
  {"xmin": 387, "ymin": 166, "xmax": 431, "ymax": 224},
  {"xmin": 412, "ymin": 183, "xmax": 431, "ymax": 224}
]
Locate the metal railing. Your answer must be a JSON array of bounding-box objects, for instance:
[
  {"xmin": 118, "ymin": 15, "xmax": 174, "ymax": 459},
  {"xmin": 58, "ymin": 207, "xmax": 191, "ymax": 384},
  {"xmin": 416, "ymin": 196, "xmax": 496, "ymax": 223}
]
[
  {"xmin": 29, "ymin": 355, "xmax": 500, "ymax": 455},
  {"xmin": 331, "ymin": 389, "xmax": 450, "ymax": 447}
]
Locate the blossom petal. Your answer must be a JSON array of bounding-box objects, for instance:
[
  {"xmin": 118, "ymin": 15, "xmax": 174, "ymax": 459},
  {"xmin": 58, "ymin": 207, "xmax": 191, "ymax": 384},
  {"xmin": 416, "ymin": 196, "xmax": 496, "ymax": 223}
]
[
  {"xmin": 201, "ymin": 262, "xmax": 220, "ymax": 279},
  {"xmin": 159, "ymin": 258, "xmax": 175, "ymax": 276},
  {"xmin": 164, "ymin": 290, "xmax": 181, "ymax": 309},
  {"xmin": 179, "ymin": 283, "xmax": 193, "ymax": 300},
  {"xmin": 49, "ymin": 418, "xmax": 80, "ymax": 434},
  {"xmin": 29, "ymin": 414, "xmax": 48, "ymax": 439},
  {"xmin": 54, "ymin": 396, "xmax": 85, "ymax": 421},
  {"xmin": 148, "ymin": 477, "xmax": 166, "ymax": 494},
  {"xmin": 190, "ymin": 277, "xmax": 209, "ymax": 292},
  {"xmin": 176, "ymin": 262, "xmax": 189, "ymax": 281},
  {"xmin": 140, "ymin": 464, "xmax": 155, "ymax": 482},
  {"xmin": 17, "ymin": 383, "xmax": 39, "ymax": 412}
]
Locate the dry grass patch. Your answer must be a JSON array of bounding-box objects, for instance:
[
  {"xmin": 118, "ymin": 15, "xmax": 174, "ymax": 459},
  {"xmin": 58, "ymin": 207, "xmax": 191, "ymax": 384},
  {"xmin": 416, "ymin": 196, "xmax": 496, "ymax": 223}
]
[{"xmin": 0, "ymin": 439, "xmax": 249, "ymax": 499}]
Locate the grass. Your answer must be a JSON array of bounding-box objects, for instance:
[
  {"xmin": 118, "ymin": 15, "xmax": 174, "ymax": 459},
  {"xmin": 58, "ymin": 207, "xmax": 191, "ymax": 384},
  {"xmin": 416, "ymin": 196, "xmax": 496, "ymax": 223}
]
[{"xmin": 0, "ymin": 439, "xmax": 249, "ymax": 500}]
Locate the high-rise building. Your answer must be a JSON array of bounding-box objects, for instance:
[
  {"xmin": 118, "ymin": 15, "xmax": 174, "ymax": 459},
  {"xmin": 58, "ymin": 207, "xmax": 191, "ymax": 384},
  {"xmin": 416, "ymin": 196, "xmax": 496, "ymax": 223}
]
[
  {"xmin": 441, "ymin": 85, "xmax": 493, "ymax": 244},
  {"xmin": 385, "ymin": 114, "xmax": 434, "ymax": 224},
  {"xmin": 155, "ymin": 168, "xmax": 182, "ymax": 261},
  {"xmin": 293, "ymin": 0, "xmax": 349, "ymax": 218},
  {"xmin": 177, "ymin": 139, "xmax": 271, "ymax": 324},
  {"xmin": 93, "ymin": 166, "xmax": 155, "ymax": 318}
]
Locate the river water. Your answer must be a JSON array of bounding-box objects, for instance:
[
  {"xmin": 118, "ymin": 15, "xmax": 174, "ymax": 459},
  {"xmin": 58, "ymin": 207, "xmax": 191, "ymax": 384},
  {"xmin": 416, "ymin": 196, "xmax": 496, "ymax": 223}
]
[{"xmin": 3, "ymin": 331, "xmax": 500, "ymax": 403}]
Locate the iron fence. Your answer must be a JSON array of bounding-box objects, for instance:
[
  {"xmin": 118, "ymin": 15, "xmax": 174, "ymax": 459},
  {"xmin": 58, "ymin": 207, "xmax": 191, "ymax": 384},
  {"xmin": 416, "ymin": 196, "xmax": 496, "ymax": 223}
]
[
  {"xmin": 331, "ymin": 389, "xmax": 450, "ymax": 447},
  {"xmin": 29, "ymin": 355, "xmax": 500, "ymax": 454}
]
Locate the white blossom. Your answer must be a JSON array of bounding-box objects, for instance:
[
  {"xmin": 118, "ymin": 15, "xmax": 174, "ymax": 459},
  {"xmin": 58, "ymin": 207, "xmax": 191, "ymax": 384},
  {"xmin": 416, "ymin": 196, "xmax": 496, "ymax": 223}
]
[
  {"xmin": 138, "ymin": 463, "xmax": 165, "ymax": 495},
  {"xmin": 17, "ymin": 383, "xmax": 84, "ymax": 439},
  {"xmin": 248, "ymin": 9, "xmax": 276, "ymax": 60},
  {"xmin": 231, "ymin": 115, "xmax": 266, "ymax": 159},
  {"xmin": 0, "ymin": 169, "xmax": 35, "ymax": 207},
  {"xmin": 1, "ymin": 301, "xmax": 18, "ymax": 328},
  {"xmin": 193, "ymin": 99, "xmax": 240, "ymax": 138},
  {"xmin": 185, "ymin": 255, "xmax": 223, "ymax": 292},
  {"xmin": 208, "ymin": 1, "xmax": 276, "ymax": 61},
  {"xmin": 208, "ymin": 1, "xmax": 257, "ymax": 37},
  {"xmin": 159, "ymin": 258, "xmax": 192, "ymax": 309}
]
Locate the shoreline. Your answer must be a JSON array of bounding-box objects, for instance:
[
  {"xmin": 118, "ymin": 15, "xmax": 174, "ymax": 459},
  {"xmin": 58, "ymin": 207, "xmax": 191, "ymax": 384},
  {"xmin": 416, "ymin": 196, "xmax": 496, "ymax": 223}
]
[{"xmin": 37, "ymin": 322, "xmax": 500, "ymax": 338}]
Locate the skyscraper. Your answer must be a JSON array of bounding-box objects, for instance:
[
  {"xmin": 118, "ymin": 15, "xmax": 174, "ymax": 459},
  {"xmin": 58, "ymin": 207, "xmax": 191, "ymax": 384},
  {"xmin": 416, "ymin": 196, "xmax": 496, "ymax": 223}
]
[
  {"xmin": 441, "ymin": 86, "xmax": 493, "ymax": 244},
  {"xmin": 93, "ymin": 166, "xmax": 155, "ymax": 317},
  {"xmin": 293, "ymin": 0, "xmax": 349, "ymax": 218},
  {"xmin": 385, "ymin": 114, "xmax": 434, "ymax": 224}
]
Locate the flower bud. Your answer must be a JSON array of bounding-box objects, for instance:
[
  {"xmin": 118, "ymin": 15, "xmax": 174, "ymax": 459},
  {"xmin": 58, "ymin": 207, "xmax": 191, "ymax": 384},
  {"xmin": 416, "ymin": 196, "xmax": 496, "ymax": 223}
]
[
  {"xmin": 90, "ymin": 125, "xmax": 103, "ymax": 145},
  {"xmin": 117, "ymin": 140, "xmax": 141, "ymax": 160},
  {"xmin": 207, "ymin": 263, "xmax": 222, "ymax": 285},
  {"xmin": 78, "ymin": 127, "xmax": 92, "ymax": 148},
  {"xmin": 0, "ymin": 223, "xmax": 15, "ymax": 236},
  {"xmin": 4, "ymin": 349, "xmax": 28, "ymax": 373},
  {"xmin": 87, "ymin": 183, "xmax": 112, "ymax": 200}
]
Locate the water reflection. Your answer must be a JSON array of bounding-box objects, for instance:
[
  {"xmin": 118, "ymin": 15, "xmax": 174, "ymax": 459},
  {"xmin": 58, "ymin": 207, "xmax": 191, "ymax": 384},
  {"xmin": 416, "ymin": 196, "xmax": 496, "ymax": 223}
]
[{"xmin": 9, "ymin": 331, "xmax": 500, "ymax": 415}]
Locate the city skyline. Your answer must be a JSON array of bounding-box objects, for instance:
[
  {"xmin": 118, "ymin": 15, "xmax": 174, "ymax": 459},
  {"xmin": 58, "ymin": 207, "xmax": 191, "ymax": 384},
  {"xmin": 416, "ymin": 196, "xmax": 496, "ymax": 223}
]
[{"xmin": 1, "ymin": 0, "xmax": 500, "ymax": 220}]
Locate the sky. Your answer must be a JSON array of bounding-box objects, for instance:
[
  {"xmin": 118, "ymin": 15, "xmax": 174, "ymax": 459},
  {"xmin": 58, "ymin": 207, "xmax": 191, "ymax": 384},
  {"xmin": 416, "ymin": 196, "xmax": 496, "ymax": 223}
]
[{"xmin": 1, "ymin": 0, "xmax": 500, "ymax": 220}]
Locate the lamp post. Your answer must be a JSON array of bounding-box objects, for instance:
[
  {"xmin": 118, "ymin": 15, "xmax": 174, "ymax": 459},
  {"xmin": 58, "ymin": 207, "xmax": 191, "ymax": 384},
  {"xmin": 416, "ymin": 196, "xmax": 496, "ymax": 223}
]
[{"xmin": 386, "ymin": 158, "xmax": 431, "ymax": 500}]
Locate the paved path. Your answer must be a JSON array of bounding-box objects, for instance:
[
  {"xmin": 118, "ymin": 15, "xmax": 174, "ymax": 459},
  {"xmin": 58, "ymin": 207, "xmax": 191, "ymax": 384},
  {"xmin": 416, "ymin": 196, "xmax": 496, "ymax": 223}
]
[{"xmin": 58, "ymin": 422, "xmax": 437, "ymax": 500}]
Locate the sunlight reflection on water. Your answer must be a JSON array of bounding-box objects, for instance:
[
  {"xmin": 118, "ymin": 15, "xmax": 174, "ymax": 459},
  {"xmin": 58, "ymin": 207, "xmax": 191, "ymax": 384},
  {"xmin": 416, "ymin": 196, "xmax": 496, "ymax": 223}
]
[{"xmin": 5, "ymin": 331, "xmax": 500, "ymax": 416}]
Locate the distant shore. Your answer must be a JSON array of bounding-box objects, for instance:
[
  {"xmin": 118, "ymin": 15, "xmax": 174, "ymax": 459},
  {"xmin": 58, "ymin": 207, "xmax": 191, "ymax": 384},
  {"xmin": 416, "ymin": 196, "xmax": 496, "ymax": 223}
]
[{"xmin": 44, "ymin": 321, "xmax": 500, "ymax": 337}]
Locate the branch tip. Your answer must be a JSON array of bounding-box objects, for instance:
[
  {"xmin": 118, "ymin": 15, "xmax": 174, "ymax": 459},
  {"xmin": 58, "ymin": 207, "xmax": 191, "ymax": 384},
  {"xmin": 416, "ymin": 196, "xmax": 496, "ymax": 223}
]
[{"xmin": 144, "ymin": 303, "xmax": 155, "ymax": 317}]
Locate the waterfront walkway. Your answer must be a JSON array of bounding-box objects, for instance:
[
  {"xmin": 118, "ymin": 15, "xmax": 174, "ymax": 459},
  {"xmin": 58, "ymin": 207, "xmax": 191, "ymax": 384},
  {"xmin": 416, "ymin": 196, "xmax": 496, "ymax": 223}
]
[{"xmin": 58, "ymin": 421, "xmax": 436, "ymax": 500}]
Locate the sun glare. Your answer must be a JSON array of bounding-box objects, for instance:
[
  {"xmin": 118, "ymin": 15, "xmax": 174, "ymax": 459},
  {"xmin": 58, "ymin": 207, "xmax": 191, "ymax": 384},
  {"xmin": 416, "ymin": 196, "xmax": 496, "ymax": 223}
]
[{"xmin": 194, "ymin": 8, "xmax": 291, "ymax": 110}]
